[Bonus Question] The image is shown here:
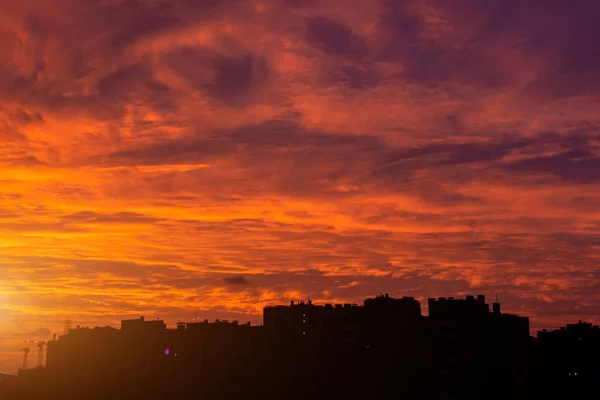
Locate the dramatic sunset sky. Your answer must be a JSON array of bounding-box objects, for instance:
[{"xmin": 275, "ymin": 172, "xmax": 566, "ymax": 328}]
[{"xmin": 1, "ymin": 0, "xmax": 599, "ymax": 372}]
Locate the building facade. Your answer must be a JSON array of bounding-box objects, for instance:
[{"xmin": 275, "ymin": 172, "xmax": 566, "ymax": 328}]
[{"xmin": 427, "ymin": 295, "xmax": 530, "ymax": 400}]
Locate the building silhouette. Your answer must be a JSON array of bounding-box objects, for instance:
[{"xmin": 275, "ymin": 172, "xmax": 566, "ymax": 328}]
[
  {"xmin": 0, "ymin": 372, "xmax": 19, "ymax": 398},
  {"xmin": 2, "ymin": 294, "xmax": 599, "ymax": 400},
  {"xmin": 44, "ymin": 317, "xmax": 263, "ymax": 399},
  {"xmin": 533, "ymin": 321, "xmax": 600, "ymax": 398},
  {"xmin": 427, "ymin": 295, "xmax": 530, "ymax": 400},
  {"xmin": 263, "ymin": 295, "xmax": 427, "ymax": 399}
]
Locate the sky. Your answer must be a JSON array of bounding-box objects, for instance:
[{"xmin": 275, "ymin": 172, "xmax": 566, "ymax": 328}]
[{"xmin": 0, "ymin": 0, "xmax": 599, "ymax": 372}]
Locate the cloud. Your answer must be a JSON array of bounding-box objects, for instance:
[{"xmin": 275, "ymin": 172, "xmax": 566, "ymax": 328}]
[
  {"xmin": 12, "ymin": 328, "xmax": 52, "ymax": 339},
  {"xmin": 505, "ymin": 148, "xmax": 600, "ymax": 184},
  {"xmin": 305, "ymin": 17, "xmax": 368, "ymax": 60},
  {"xmin": 105, "ymin": 2, "xmax": 181, "ymax": 49},
  {"xmin": 61, "ymin": 211, "xmax": 162, "ymax": 225},
  {"xmin": 333, "ymin": 64, "xmax": 382, "ymax": 89},
  {"xmin": 224, "ymin": 276, "xmax": 252, "ymax": 286},
  {"xmin": 97, "ymin": 63, "xmax": 170, "ymax": 102},
  {"xmin": 202, "ymin": 54, "xmax": 271, "ymax": 104},
  {"xmin": 163, "ymin": 47, "xmax": 271, "ymax": 105},
  {"xmin": 105, "ymin": 119, "xmax": 386, "ymax": 189}
]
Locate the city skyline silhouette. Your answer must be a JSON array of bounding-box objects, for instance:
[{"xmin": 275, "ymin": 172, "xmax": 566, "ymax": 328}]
[
  {"xmin": 3, "ymin": 288, "xmax": 598, "ymax": 375},
  {"xmin": 2, "ymin": 293, "xmax": 599, "ymax": 399}
]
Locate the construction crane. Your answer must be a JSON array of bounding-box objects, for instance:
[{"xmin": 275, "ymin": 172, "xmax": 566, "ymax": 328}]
[
  {"xmin": 21, "ymin": 348, "xmax": 30, "ymax": 370},
  {"xmin": 64, "ymin": 316, "xmax": 73, "ymax": 334},
  {"xmin": 24, "ymin": 341, "xmax": 47, "ymax": 367}
]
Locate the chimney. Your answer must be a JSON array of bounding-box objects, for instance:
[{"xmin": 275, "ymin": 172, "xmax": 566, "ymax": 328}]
[
  {"xmin": 477, "ymin": 295, "xmax": 485, "ymax": 303},
  {"xmin": 493, "ymin": 303, "xmax": 501, "ymax": 315}
]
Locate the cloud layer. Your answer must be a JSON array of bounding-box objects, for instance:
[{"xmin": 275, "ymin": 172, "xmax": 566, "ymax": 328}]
[{"xmin": 1, "ymin": 0, "xmax": 600, "ymax": 372}]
